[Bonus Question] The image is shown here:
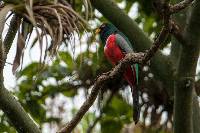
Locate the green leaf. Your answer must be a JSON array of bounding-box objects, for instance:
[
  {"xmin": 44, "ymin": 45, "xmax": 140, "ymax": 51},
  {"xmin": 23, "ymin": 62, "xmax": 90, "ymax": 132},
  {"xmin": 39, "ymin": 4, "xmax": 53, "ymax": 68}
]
[
  {"xmin": 0, "ymin": 124, "xmax": 16, "ymax": 132},
  {"xmin": 17, "ymin": 62, "xmax": 41, "ymax": 78},
  {"xmin": 26, "ymin": 100, "xmax": 46, "ymax": 123},
  {"xmin": 115, "ymin": 0, "xmax": 123, "ymax": 3},
  {"xmin": 103, "ymin": 96, "xmax": 132, "ymax": 119},
  {"xmin": 48, "ymin": 65, "xmax": 69, "ymax": 80},
  {"xmin": 101, "ymin": 117, "xmax": 122, "ymax": 133},
  {"xmin": 62, "ymin": 87, "xmax": 77, "ymax": 97},
  {"xmin": 59, "ymin": 52, "xmax": 74, "ymax": 70},
  {"xmin": 143, "ymin": 17, "xmax": 154, "ymax": 33}
]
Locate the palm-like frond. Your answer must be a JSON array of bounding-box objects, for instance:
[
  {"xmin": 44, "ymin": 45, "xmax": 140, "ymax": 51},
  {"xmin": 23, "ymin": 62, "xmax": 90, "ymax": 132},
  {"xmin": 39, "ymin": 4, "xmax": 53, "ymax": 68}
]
[{"xmin": 0, "ymin": 0, "xmax": 92, "ymax": 73}]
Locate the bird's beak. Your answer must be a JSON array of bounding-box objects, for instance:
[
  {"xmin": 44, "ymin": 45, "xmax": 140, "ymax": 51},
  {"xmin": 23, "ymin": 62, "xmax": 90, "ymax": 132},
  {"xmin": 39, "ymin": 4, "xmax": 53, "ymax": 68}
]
[{"xmin": 95, "ymin": 28, "xmax": 101, "ymax": 34}]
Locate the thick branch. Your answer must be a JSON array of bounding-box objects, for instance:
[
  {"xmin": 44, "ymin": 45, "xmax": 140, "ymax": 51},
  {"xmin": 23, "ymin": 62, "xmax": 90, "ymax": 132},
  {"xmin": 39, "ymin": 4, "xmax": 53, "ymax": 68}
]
[
  {"xmin": 0, "ymin": 15, "xmax": 41, "ymax": 133},
  {"xmin": 57, "ymin": 53, "xmax": 144, "ymax": 133},
  {"xmin": 169, "ymin": 0, "xmax": 200, "ymax": 133},
  {"xmin": 192, "ymin": 91, "xmax": 200, "ymax": 133},
  {"xmin": 58, "ymin": 15, "xmax": 171, "ymax": 132},
  {"xmin": 91, "ymin": 0, "xmax": 175, "ymax": 95},
  {"xmin": 57, "ymin": 0, "xmax": 197, "ymax": 132},
  {"xmin": 57, "ymin": 0, "xmax": 199, "ymax": 133},
  {"xmin": 57, "ymin": 75, "xmax": 105, "ymax": 133},
  {"xmin": 0, "ymin": 86, "xmax": 41, "ymax": 133},
  {"xmin": 170, "ymin": 0, "xmax": 194, "ymax": 13},
  {"xmin": 174, "ymin": 0, "xmax": 200, "ymax": 133},
  {"xmin": 170, "ymin": 20, "xmax": 186, "ymax": 45},
  {"xmin": 4, "ymin": 14, "xmax": 20, "ymax": 55}
]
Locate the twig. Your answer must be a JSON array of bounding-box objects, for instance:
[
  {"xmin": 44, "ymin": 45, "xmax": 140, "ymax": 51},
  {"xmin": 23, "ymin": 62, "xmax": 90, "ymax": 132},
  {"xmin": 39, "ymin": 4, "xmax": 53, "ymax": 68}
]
[
  {"xmin": 144, "ymin": 26, "xmax": 169, "ymax": 62},
  {"xmin": 86, "ymin": 114, "xmax": 102, "ymax": 133},
  {"xmin": 170, "ymin": 20, "xmax": 186, "ymax": 45},
  {"xmin": 170, "ymin": 0, "xmax": 194, "ymax": 14},
  {"xmin": 86, "ymin": 91, "xmax": 115, "ymax": 133},
  {"xmin": 154, "ymin": 0, "xmax": 191, "ymax": 46},
  {"xmin": 57, "ymin": 27, "xmax": 168, "ymax": 133},
  {"xmin": 57, "ymin": 52, "xmax": 144, "ymax": 133},
  {"xmin": 57, "ymin": 0, "xmax": 194, "ymax": 133},
  {"xmin": 0, "ymin": 58, "xmax": 13, "ymax": 65}
]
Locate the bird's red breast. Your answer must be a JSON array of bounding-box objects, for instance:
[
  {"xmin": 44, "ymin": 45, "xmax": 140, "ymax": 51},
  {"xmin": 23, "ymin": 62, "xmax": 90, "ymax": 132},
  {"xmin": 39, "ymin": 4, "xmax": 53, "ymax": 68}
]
[
  {"xmin": 104, "ymin": 34, "xmax": 125, "ymax": 64},
  {"xmin": 104, "ymin": 34, "xmax": 136, "ymax": 86}
]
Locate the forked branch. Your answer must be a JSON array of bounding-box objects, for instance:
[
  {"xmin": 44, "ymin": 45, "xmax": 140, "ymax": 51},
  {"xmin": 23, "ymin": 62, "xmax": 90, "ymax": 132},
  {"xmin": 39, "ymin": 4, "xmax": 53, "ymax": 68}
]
[{"xmin": 57, "ymin": 0, "xmax": 194, "ymax": 132}]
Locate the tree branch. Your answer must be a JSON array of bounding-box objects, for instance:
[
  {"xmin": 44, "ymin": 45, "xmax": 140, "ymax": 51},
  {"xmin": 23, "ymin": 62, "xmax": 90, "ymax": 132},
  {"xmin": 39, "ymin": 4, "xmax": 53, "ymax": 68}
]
[
  {"xmin": 0, "ymin": 86, "xmax": 41, "ymax": 133},
  {"xmin": 91, "ymin": 0, "xmax": 175, "ymax": 96},
  {"xmin": 0, "ymin": 15, "xmax": 41, "ymax": 133},
  {"xmin": 170, "ymin": 0, "xmax": 194, "ymax": 14},
  {"xmin": 3, "ymin": 14, "xmax": 20, "ymax": 55},
  {"xmin": 170, "ymin": 20, "xmax": 186, "ymax": 45},
  {"xmin": 57, "ymin": 0, "xmax": 197, "ymax": 132},
  {"xmin": 57, "ymin": 53, "xmax": 144, "ymax": 133},
  {"xmin": 192, "ymin": 91, "xmax": 200, "ymax": 133},
  {"xmin": 86, "ymin": 91, "xmax": 115, "ymax": 133},
  {"xmin": 57, "ymin": 6, "xmax": 172, "ymax": 132},
  {"xmin": 174, "ymin": 0, "xmax": 200, "ymax": 133}
]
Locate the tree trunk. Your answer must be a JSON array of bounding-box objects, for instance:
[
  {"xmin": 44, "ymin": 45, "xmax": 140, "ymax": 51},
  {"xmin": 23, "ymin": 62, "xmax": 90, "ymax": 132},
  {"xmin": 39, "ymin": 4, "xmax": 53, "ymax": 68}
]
[
  {"xmin": 0, "ymin": 15, "xmax": 41, "ymax": 133},
  {"xmin": 91, "ymin": 0, "xmax": 200, "ymax": 133},
  {"xmin": 174, "ymin": 0, "xmax": 200, "ymax": 133}
]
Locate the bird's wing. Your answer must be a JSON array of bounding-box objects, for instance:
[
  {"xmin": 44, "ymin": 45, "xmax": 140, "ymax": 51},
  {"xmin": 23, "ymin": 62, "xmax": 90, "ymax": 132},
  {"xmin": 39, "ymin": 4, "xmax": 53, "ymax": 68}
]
[
  {"xmin": 115, "ymin": 33, "xmax": 140, "ymax": 123},
  {"xmin": 115, "ymin": 33, "xmax": 139, "ymax": 85},
  {"xmin": 115, "ymin": 33, "xmax": 133, "ymax": 53}
]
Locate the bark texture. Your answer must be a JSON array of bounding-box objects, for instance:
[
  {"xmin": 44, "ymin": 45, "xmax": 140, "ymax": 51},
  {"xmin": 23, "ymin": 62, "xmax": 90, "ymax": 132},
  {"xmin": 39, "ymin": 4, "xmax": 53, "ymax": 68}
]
[
  {"xmin": 0, "ymin": 15, "xmax": 41, "ymax": 133},
  {"xmin": 174, "ymin": 0, "xmax": 200, "ymax": 133}
]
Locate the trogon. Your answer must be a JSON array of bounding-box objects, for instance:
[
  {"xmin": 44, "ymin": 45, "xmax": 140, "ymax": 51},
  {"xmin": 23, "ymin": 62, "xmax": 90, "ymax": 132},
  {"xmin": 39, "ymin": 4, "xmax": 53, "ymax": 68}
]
[{"xmin": 95, "ymin": 23, "xmax": 140, "ymax": 123}]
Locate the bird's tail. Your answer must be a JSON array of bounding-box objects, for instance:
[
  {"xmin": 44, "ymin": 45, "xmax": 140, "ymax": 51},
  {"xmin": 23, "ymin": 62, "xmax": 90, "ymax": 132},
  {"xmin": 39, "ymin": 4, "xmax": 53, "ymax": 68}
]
[
  {"xmin": 131, "ymin": 85, "xmax": 140, "ymax": 124},
  {"xmin": 131, "ymin": 64, "xmax": 140, "ymax": 124},
  {"xmin": 124, "ymin": 65, "xmax": 140, "ymax": 123}
]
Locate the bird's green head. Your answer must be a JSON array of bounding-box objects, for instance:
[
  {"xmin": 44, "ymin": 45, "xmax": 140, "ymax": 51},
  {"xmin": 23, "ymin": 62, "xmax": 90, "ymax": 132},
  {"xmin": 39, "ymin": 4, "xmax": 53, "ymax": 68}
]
[{"xmin": 95, "ymin": 23, "xmax": 118, "ymax": 45}]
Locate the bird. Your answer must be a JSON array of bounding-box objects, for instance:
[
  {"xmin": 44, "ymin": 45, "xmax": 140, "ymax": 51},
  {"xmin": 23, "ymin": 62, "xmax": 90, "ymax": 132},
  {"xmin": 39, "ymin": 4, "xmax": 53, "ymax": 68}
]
[{"xmin": 95, "ymin": 23, "xmax": 140, "ymax": 124}]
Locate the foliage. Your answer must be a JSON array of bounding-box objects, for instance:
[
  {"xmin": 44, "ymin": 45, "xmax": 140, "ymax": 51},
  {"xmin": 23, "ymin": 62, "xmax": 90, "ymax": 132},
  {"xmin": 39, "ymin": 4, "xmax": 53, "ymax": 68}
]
[{"xmin": 1, "ymin": 0, "xmax": 190, "ymax": 132}]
